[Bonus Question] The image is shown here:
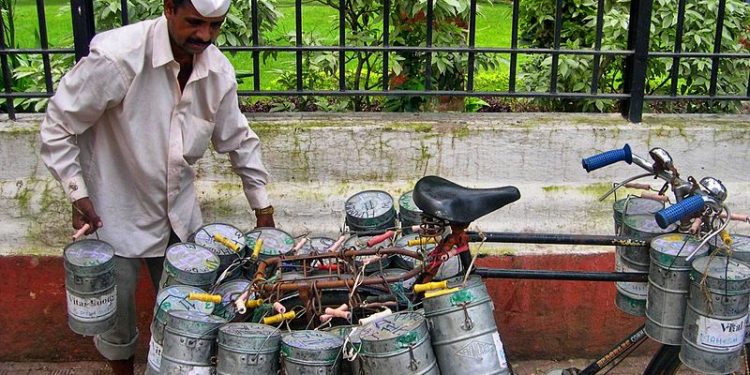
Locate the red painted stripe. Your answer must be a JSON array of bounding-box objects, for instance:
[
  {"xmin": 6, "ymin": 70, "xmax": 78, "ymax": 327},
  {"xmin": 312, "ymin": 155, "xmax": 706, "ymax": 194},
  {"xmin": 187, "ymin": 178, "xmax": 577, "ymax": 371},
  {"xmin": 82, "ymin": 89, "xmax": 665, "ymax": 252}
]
[{"xmin": 0, "ymin": 254, "xmax": 648, "ymax": 361}]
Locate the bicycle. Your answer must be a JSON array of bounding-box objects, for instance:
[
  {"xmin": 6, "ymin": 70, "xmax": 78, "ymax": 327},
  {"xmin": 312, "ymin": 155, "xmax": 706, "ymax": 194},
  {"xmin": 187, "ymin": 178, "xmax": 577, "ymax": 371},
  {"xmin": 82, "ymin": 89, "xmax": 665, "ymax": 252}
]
[{"xmin": 180, "ymin": 144, "xmax": 750, "ymax": 375}]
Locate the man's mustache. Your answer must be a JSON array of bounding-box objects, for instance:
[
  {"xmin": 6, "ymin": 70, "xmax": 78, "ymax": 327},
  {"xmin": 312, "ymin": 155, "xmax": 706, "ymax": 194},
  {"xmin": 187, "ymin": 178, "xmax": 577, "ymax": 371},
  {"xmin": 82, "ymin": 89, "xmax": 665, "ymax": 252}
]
[{"xmin": 187, "ymin": 38, "xmax": 212, "ymax": 46}]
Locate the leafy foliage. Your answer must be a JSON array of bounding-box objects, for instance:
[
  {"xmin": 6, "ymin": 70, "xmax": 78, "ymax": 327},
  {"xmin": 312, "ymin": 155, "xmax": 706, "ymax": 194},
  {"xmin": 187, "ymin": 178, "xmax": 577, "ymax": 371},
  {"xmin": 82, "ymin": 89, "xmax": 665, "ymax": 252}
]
[{"xmin": 518, "ymin": 0, "xmax": 750, "ymax": 112}]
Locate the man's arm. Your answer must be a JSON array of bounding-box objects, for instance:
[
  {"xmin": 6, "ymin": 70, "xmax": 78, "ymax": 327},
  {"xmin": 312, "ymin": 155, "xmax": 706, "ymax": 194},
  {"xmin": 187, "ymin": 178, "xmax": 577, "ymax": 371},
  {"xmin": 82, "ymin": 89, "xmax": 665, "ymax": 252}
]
[
  {"xmin": 212, "ymin": 82, "xmax": 275, "ymax": 228},
  {"xmin": 40, "ymin": 48, "xmax": 127, "ymax": 235}
]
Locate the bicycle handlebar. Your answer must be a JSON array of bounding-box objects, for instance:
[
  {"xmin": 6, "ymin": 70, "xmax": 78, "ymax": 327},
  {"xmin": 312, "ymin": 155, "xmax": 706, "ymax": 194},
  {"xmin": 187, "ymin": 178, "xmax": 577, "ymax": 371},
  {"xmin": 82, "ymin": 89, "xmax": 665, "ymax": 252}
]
[
  {"xmin": 581, "ymin": 144, "xmax": 632, "ymax": 172},
  {"xmin": 654, "ymin": 195, "xmax": 706, "ymax": 229}
]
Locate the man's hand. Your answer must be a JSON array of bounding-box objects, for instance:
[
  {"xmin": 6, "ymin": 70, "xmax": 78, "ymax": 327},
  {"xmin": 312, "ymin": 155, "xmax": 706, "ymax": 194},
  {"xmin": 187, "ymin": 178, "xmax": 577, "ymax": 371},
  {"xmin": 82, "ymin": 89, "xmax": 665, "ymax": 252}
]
[
  {"xmin": 254, "ymin": 205, "xmax": 275, "ymax": 228},
  {"xmin": 73, "ymin": 197, "xmax": 103, "ymax": 236}
]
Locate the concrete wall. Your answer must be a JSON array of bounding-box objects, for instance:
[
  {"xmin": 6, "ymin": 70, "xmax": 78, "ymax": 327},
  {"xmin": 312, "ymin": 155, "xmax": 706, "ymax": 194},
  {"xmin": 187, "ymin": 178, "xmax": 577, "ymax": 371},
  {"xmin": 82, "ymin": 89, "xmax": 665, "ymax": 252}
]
[
  {"xmin": 1, "ymin": 112, "xmax": 749, "ymax": 362},
  {"xmin": 3, "ymin": 112, "xmax": 749, "ymax": 256}
]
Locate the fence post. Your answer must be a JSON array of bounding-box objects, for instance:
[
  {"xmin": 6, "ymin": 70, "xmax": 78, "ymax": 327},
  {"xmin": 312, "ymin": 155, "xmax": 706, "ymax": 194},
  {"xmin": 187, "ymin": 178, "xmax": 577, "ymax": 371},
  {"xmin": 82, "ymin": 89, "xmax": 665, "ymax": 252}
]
[
  {"xmin": 70, "ymin": 0, "xmax": 96, "ymax": 61},
  {"xmin": 620, "ymin": 0, "xmax": 653, "ymax": 123}
]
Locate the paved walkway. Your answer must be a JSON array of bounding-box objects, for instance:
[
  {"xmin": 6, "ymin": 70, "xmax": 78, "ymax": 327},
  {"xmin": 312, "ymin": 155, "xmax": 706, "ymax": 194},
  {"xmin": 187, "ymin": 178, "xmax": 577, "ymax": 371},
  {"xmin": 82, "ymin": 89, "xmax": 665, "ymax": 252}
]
[{"xmin": 0, "ymin": 357, "xmax": 704, "ymax": 375}]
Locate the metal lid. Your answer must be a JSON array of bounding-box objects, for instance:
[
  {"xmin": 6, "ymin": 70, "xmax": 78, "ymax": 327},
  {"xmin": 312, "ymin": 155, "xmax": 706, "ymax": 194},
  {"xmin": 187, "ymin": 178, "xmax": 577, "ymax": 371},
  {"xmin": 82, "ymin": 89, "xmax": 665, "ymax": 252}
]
[
  {"xmin": 692, "ymin": 256, "xmax": 750, "ymax": 282},
  {"xmin": 64, "ymin": 239, "xmax": 114, "ymax": 267},
  {"xmin": 245, "ymin": 227, "xmax": 295, "ymax": 256},
  {"xmin": 323, "ymin": 325, "xmax": 363, "ymax": 346},
  {"xmin": 212, "ymin": 280, "xmax": 252, "ymax": 320},
  {"xmin": 360, "ymin": 312, "xmax": 424, "ymax": 341},
  {"xmin": 154, "ymin": 285, "xmax": 214, "ymax": 320},
  {"xmin": 281, "ymin": 330, "xmax": 343, "ymax": 351},
  {"xmin": 219, "ymin": 322, "xmax": 280, "ymax": 338},
  {"xmin": 710, "ymin": 234, "xmax": 750, "ymax": 252},
  {"xmin": 650, "ymin": 233, "xmax": 708, "ymax": 269},
  {"xmin": 345, "ymin": 190, "xmax": 396, "ymax": 229},
  {"xmin": 371, "ymin": 268, "xmax": 416, "ymax": 290},
  {"xmin": 613, "ymin": 197, "xmax": 664, "ymax": 215},
  {"xmin": 166, "ymin": 310, "xmax": 226, "ymax": 337},
  {"xmin": 624, "ymin": 214, "xmax": 677, "ymax": 236},
  {"xmin": 165, "ymin": 243, "xmax": 220, "ymax": 273},
  {"xmin": 298, "ymin": 237, "xmax": 335, "ymax": 255},
  {"xmin": 398, "ymin": 190, "xmax": 422, "ymax": 222},
  {"xmin": 192, "ymin": 223, "xmax": 246, "ymax": 256}
]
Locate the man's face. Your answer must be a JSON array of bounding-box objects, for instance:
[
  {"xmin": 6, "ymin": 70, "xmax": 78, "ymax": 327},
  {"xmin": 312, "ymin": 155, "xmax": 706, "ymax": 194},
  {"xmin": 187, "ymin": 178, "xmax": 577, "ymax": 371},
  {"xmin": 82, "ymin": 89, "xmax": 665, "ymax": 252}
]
[{"xmin": 165, "ymin": 0, "xmax": 225, "ymax": 57}]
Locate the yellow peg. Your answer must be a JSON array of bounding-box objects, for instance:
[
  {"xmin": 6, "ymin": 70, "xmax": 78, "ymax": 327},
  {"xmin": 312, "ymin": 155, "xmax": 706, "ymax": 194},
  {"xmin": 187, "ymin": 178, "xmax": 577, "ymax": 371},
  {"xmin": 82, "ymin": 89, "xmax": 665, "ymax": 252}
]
[
  {"xmin": 413, "ymin": 280, "xmax": 448, "ymax": 293},
  {"xmin": 252, "ymin": 239, "xmax": 264, "ymax": 259},
  {"xmin": 187, "ymin": 293, "xmax": 222, "ymax": 304},
  {"xmin": 262, "ymin": 311, "xmax": 296, "ymax": 325},
  {"xmin": 245, "ymin": 299, "xmax": 264, "ymax": 309},
  {"xmin": 424, "ymin": 287, "xmax": 460, "ymax": 299},
  {"xmin": 213, "ymin": 233, "xmax": 241, "ymax": 252},
  {"xmin": 720, "ymin": 230, "xmax": 733, "ymax": 247},
  {"xmin": 406, "ymin": 237, "xmax": 437, "ymax": 247}
]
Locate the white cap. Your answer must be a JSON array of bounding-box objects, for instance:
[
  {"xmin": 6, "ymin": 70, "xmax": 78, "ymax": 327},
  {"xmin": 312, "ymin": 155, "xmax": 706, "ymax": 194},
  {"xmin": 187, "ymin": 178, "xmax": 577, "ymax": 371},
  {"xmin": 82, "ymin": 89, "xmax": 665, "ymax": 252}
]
[{"xmin": 191, "ymin": 0, "xmax": 230, "ymax": 17}]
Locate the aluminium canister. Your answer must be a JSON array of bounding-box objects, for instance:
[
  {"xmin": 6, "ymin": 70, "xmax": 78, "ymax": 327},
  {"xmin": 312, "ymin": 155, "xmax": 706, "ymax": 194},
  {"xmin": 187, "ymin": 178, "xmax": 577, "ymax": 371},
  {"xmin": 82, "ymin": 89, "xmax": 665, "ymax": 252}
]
[
  {"xmin": 296, "ymin": 236, "xmax": 337, "ymax": 272},
  {"xmin": 398, "ymin": 190, "xmax": 422, "ymax": 233},
  {"xmin": 323, "ymin": 325, "xmax": 363, "ymax": 375},
  {"xmin": 245, "ymin": 227, "xmax": 295, "ymax": 274},
  {"xmin": 216, "ymin": 322, "xmax": 281, "ymax": 375},
  {"xmin": 211, "ymin": 279, "xmax": 252, "ymax": 322},
  {"xmin": 345, "ymin": 190, "xmax": 397, "ymax": 234},
  {"xmin": 280, "ymin": 330, "xmax": 344, "ymax": 375},
  {"xmin": 148, "ymin": 285, "xmax": 215, "ymax": 375},
  {"xmin": 63, "ymin": 239, "xmax": 117, "ymax": 336},
  {"xmin": 359, "ymin": 312, "xmax": 439, "ymax": 375},
  {"xmin": 163, "ymin": 242, "xmax": 220, "ymax": 290},
  {"xmin": 422, "ymin": 275, "xmax": 510, "ymax": 375},
  {"xmin": 645, "ymin": 233, "xmax": 708, "ymax": 345},
  {"xmin": 160, "ymin": 310, "xmax": 226, "ymax": 375},
  {"xmin": 612, "ymin": 197, "xmax": 664, "ymax": 233},
  {"xmin": 680, "ymin": 256, "xmax": 750, "ymax": 374},
  {"xmin": 191, "ymin": 223, "xmax": 246, "ymax": 280},
  {"xmin": 709, "ymin": 234, "xmax": 750, "ymax": 342},
  {"xmin": 616, "ymin": 214, "xmax": 676, "ymax": 316},
  {"xmin": 391, "ymin": 233, "xmax": 432, "ymax": 271}
]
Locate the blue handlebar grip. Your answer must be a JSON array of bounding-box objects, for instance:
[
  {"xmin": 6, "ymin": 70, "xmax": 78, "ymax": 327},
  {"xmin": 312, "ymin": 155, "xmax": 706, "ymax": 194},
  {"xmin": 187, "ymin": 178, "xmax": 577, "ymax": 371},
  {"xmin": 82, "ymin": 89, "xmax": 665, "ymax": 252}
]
[
  {"xmin": 655, "ymin": 195, "xmax": 705, "ymax": 229},
  {"xmin": 581, "ymin": 144, "xmax": 633, "ymax": 172}
]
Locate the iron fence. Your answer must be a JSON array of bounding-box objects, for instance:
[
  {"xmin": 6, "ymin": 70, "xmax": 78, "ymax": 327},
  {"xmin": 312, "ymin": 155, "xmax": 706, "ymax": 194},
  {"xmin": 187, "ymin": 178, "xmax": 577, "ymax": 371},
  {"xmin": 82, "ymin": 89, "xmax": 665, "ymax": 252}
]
[{"xmin": 0, "ymin": 0, "xmax": 748, "ymax": 122}]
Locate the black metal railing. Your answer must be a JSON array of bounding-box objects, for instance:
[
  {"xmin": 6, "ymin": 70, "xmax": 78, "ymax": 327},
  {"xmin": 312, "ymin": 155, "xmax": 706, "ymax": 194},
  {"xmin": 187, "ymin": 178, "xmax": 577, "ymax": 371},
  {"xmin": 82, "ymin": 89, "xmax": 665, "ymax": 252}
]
[{"xmin": 0, "ymin": 0, "xmax": 748, "ymax": 122}]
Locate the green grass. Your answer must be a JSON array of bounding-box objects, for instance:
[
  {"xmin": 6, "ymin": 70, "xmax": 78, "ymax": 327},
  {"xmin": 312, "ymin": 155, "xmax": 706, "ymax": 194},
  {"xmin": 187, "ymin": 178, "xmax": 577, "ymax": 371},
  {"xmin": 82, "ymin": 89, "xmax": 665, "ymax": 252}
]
[{"xmin": 9, "ymin": 0, "xmax": 515, "ymax": 91}]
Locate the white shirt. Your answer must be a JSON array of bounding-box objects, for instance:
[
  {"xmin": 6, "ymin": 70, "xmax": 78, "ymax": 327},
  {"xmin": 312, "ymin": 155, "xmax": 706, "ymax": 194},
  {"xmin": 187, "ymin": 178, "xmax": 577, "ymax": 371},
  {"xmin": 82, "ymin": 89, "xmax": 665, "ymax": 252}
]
[{"xmin": 40, "ymin": 16, "xmax": 270, "ymax": 258}]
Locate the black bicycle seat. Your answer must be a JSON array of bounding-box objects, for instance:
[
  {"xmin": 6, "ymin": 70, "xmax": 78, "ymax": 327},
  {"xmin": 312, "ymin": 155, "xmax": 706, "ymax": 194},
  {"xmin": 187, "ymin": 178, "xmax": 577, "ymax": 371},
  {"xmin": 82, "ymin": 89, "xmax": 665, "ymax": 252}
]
[{"xmin": 412, "ymin": 175, "xmax": 521, "ymax": 224}]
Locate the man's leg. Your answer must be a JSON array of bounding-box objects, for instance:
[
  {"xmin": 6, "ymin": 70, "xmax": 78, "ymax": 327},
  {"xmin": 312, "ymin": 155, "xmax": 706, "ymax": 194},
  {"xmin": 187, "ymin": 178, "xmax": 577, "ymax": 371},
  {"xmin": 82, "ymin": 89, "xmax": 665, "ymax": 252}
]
[{"xmin": 94, "ymin": 256, "xmax": 142, "ymax": 375}]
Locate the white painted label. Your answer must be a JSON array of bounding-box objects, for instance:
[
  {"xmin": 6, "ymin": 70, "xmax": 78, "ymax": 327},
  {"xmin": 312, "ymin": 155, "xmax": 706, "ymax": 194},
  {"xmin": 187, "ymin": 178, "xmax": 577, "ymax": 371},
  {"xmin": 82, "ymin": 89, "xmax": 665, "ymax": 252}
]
[
  {"xmin": 492, "ymin": 332, "xmax": 508, "ymax": 370},
  {"xmin": 698, "ymin": 315, "xmax": 746, "ymax": 351},
  {"xmin": 147, "ymin": 336, "xmax": 162, "ymax": 370},
  {"xmin": 185, "ymin": 366, "xmax": 214, "ymax": 375},
  {"xmin": 66, "ymin": 286, "xmax": 117, "ymax": 321}
]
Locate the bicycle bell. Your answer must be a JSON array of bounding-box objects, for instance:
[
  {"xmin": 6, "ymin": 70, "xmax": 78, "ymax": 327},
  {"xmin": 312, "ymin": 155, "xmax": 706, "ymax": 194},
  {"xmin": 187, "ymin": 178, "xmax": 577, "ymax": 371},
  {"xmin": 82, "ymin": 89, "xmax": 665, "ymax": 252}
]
[
  {"xmin": 648, "ymin": 147, "xmax": 674, "ymax": 172},
  {"xmin": 699, "ymin": 176, "xmax": 727, "ymax": 202}
]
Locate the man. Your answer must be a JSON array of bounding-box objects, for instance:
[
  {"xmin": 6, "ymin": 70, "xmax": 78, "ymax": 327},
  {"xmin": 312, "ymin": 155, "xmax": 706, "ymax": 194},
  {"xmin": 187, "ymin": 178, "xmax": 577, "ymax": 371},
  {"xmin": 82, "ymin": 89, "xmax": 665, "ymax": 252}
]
[{"xmin": 39, "ymin": 0, "xmax": 274, "ymax": 372}]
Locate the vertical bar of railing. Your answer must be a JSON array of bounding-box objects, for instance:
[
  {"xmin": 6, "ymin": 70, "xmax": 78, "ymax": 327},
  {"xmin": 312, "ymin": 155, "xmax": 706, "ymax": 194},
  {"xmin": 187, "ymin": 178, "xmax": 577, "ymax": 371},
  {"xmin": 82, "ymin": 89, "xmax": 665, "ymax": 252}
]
[
  {"xmin": 120, "ymin": 0, "xmax": 129, "ymax": 25},
  {"xmin": 508, "ymin": 0, "xmax": 519, "ymax": 92},
  {"xmin": 708, "ymin": 0, "xmax": 726, "ymax": 97},
  {"xmin": 549, "ymin": 0, "xmax": 563, "ymax": 93},
  {"xmin": 0, "ymin": 16, "xmax": 15, "ymax": 119},
  {"xmin": 747, "ymin": 72, "xmax": 750, "ymax": 97},
  {"xmin": 466, "ymin": 0, "xmax": 477, "ymax": 91},
  {"xmin": 295, "ymin": 0, "xmax": 303, "ymax": 91},
  {"xmin": 70, "ymin": 0, "xmax": 96, "ymax": 61},
  {"xmin": 425, "ymin": 0, "xmax": 433, "ymax": 91},
  {"xmin": 338, "ymin": 0, "xmax": 345, "ymax": 91},
  {"xmin": 590, "ymin": 0, "xmax": 605, "ymax": 94},
  {"xmin": 620, "ymin": 0, "xmax": 653, "ymax": 123},
  {"xmin": 669, "ymin": 0, "xmax": 687, "ymax": 96},
  {"xmin": 382, "ymin": 0, "xmax": 390, "ymax": 91},
  {"xmin": 251, "ymin": 0, "xmax": 260, "ymax": 91},
  {"xmin": 36, "ymin": 0, "xmax": 54, "ymax": 93}
]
